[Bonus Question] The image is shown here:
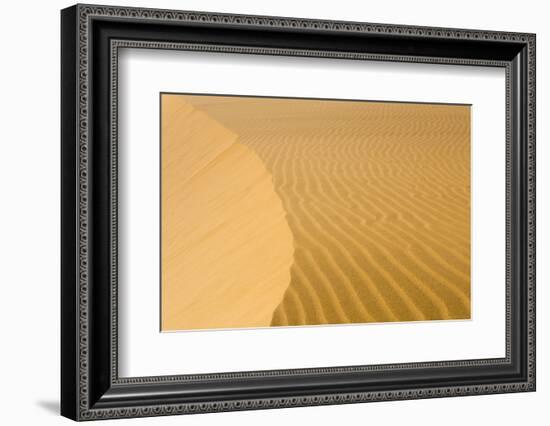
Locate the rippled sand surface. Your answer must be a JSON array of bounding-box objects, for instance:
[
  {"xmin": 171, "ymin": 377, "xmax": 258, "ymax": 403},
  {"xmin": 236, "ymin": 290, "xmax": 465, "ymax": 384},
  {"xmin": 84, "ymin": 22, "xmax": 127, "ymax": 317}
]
[{"xmin": 161, "ymin": 94, "xmax": 470, "ymax": 331}]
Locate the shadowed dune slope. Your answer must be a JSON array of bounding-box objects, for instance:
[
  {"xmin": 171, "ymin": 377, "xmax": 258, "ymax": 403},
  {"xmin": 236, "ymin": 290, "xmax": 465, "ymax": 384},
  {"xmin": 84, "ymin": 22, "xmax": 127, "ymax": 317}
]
[
  {"xmin": 161, "ymin": 95, "xmax": 294, "ymax": 331},
  {"xmin": 178, "ymin": 95, "xmax": 471, "ymax": 326}
]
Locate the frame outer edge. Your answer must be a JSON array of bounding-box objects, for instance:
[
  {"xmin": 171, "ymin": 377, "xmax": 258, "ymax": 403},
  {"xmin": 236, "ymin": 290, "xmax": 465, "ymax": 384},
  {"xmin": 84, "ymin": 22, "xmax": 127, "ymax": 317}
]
[
  {"xmin": 61, "ymin": 4, "xmax": 80, "ymax": 422},
  {"xmin": 527, "ymin": 33, "xmax": 536, "ymax": 390},
  {"xmin": 76, "ymin": 2, "xmax": 91, "ymax": 420}
]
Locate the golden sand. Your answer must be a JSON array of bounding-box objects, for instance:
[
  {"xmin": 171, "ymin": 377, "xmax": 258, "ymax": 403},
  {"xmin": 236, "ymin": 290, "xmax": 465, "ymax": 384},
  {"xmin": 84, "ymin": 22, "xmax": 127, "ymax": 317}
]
[
  {"xmin": 161, "ymin": 94, "xmax": 471, "ymax": 331},
  {"xmin": 161, "ymin": 96, "xmax": 294, "ymax": 331}
]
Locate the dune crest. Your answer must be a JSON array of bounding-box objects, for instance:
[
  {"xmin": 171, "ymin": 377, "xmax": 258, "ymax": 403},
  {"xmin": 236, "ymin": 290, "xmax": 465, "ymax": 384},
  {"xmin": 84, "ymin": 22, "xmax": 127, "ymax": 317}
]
[{"xmin": 161, "ymin": 95, "xmax": 294, "ymax": 331}]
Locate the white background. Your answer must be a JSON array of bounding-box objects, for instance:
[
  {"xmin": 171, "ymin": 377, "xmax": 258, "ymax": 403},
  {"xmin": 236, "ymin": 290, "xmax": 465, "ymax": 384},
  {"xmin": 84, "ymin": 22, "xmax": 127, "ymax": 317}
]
[
  {"xmin": 0, "ymin": 0, "xmax": 547, "ymax": 425},
  {"xmin": 119, "ymin": 50, "xmax": 505, "ymax": 376}
]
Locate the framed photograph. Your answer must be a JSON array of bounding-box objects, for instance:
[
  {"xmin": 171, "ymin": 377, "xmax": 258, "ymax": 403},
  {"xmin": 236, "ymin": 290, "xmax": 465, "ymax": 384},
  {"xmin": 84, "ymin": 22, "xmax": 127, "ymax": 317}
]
[{"xmin": 61, "ymin": 4, "xmax": 536, "ymax": 421}]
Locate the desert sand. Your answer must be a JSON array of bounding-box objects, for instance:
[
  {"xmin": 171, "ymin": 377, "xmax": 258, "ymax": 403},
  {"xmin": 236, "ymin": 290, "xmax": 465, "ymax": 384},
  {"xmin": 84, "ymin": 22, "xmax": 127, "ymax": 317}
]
[
  {"xmin": 161, "ymin": 96, "xmax": 294, "ymax": 331},
  {"xmin": 161, "ymin": 94, "xmax": 471, "ymax": 331}
]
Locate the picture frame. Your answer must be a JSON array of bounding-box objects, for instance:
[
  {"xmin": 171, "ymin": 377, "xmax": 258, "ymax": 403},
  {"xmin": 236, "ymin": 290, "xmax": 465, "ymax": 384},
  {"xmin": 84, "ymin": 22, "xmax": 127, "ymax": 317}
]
[{"xmin": 61, "ymin": 3, "xmax": 536, "ymax": 421}]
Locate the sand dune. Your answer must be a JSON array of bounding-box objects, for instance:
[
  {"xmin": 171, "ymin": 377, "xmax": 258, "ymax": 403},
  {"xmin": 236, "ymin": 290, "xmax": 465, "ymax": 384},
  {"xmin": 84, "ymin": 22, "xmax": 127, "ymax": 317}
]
[
  {"xmin": 161, "ymin": 95, "xmax": 294, "ymax": 331},
  {"xmin": 162, "ymin": 94, "xmax": 471, "ymax": 330}
]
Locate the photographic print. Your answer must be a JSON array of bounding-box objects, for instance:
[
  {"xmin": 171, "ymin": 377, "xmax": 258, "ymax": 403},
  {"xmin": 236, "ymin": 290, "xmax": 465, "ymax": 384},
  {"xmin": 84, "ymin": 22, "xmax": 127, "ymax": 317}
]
[
  {"xmin": 61, "ymin": 5, "xmax": 535, "ymax": 419},
  {"xmin": 160, "ymin": 94, "xmax": 471, "ymax": 331}
]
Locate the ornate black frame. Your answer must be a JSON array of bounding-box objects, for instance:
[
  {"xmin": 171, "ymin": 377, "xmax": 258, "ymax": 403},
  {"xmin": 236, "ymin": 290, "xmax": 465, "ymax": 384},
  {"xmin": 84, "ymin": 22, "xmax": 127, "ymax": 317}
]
[{"xmin": 61, "ymin": 3, "xmax": 536, "ymax": 421}]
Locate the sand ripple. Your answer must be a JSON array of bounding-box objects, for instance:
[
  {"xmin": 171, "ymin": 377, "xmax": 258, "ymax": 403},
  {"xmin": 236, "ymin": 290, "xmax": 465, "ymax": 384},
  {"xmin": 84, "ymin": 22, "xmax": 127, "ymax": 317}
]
[{"xmin": 179, "ymin": 96, "xmax": 471, "ymax": 326}]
